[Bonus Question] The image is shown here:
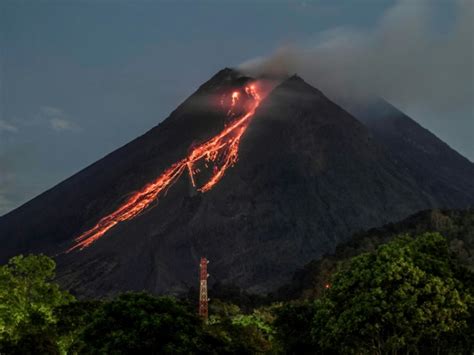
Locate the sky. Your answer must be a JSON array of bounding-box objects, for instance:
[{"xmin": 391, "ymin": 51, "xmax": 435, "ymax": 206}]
[{"xmin": 0, "ymin": 0, "xmax": 472, "ymax": 216}]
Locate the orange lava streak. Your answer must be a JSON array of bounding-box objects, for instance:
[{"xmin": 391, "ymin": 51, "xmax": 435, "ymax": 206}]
[
  {"xmin": 227, "ymin": 91, "xmax": 240, "ymax": 116},
  {"xmin": 67, "ymin": 84, "xmax": 262, "ymax": 252}
]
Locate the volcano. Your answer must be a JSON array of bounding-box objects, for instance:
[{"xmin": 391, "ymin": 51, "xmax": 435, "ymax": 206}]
[{"xmin": 1, "ymin": 68, "xmax": 473, "ymax": 297}]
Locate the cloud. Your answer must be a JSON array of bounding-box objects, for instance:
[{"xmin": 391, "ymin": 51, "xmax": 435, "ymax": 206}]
[
  {"xmin": 39, "ymin": 106, "xmax": 82, "ymax": 132},
  {"xmin": 49, "ymin": 117, "xmax": 80, "ymax": 132},
  {"xmin": 0, "ymin": 120, "xmax": 18, "ymax": 133},
  {"xmin": 40, "ymin": 106, "xmax": 63, "ymax": 117},
  {"xmin": 0, "ymin": 105, "xmax": 82, "ymax": 215},
  {"xmin": 240, "ymin": 0, "xmax": 474, "ymax": 112}
]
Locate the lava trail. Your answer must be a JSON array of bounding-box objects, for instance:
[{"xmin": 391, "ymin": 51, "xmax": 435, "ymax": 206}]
[{"xmin": 67, "ymin": 84, "xmax": 262, "ymax": 252}]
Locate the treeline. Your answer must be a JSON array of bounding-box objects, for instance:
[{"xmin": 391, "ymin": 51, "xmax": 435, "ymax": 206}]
[
  {"xmin": 2, "ymin": 255, "xmax": 275, "ymax": 354},
  {"xmin": 0, "ymin": 211, "xmax": 473, "ymax": 354}
]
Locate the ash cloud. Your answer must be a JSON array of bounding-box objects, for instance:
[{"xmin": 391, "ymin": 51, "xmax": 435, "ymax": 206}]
[{"xmin": 240, "ymin": 0, "xmax": 473, "ymax": 113}]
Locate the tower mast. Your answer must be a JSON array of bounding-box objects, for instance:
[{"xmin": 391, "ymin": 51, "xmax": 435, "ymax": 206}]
[{"xmin": 199, "ymin": 257, "xmax": 209, "ymax": 320}]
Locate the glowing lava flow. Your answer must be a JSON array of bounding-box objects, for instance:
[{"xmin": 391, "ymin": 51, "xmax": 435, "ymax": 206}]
[{"xmin": 67, "ymin": 84, "xmax": 261, "ymax": 252}]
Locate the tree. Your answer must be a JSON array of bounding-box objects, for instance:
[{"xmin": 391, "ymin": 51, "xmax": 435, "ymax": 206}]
[
  {"xmin": 273, "ymin": 301, "xmax": 316, "ymax": 354},
  {"xmin": 73, "ymin": 292, "xmax": 205, "ymax": 354},
  {"xmin": 0, "ymin": 254, "xmax": 74, "ymax": 352},
  {"xmin": 54, "ymin": 299, "xmax": 102, "ymax": 352},
  {"xmin": 311, "ymin": 233, "xmax": 473, "ymax": 354},
  {"xmin": 204, "ymin": 300, "xmax": 278, "ymax": 354},
  {"xmin": 0, "ymin": 310, "xmax": 61, "ymax": 355}
]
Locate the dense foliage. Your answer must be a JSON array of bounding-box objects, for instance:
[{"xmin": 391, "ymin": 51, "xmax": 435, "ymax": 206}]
[
  {"xmin": 0, "ymin": 209, "xmax": 473, "ymax": 354},
  {"xmin": 274, "ymin": 233, "xmax": 473, "ymax": 354},
  {"xmin": 0, "ymin": 254, "xmax": 74, "ymax": 353},
  {"xmin": 312, "ymin": 233, "xmax": 473, "ymax": 353},
  {"xmin": 71, "ymin": 293, "xmax": 205, "ymax": 354}
]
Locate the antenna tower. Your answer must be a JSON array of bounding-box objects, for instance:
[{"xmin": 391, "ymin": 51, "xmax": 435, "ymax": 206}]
[{"xmin": 199, "ymin": 257, "xmax": 209, "ymax": 319}]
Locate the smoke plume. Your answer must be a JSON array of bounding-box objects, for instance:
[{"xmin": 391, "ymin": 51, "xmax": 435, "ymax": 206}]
[{"xmin": 240, "ymin": 0, "xmax": 473, "ymax": 112}]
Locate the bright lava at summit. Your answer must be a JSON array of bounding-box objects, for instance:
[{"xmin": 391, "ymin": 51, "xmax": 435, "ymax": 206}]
[{"xmin": 67, "ymin": 83, "xmax": 262, "ymax": 252}]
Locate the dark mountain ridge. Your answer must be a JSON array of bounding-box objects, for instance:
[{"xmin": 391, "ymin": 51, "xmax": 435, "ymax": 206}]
[
  {"xmin": 346, "ymin": 98, "xmax": 474, "ymax": 207},
  {"xmin": 0, "ymin": 69, "xmax": 473, "ymax": 297}
]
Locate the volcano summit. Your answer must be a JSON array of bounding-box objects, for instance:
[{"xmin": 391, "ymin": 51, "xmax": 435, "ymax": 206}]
[{"xmin": 1, "ymin": 69, "xmax": 473, "ymax": 297}]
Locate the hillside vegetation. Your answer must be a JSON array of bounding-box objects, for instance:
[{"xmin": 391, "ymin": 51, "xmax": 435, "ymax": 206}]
[{"xmin": 275, "ymin": 209, "xmax": 474, "ymax": 301}]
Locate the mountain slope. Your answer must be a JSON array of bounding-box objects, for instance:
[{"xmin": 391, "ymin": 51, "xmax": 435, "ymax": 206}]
[
  {"xmin": 347, "ymin": 98, "xmax": 474, "ymax": 207},
  {"xmin": 0, "ymin": 69, "xmax": 472, "ymax": 297}
]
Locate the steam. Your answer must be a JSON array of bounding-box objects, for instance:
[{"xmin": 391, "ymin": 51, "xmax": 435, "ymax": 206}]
[{"xmin": 240, "ymin": 0, "xmax": 473, "ymax": 112}]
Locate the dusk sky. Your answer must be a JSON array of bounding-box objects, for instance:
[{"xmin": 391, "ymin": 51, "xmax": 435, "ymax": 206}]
[{"xmin": 0, "ymin": 0, "xmax": 472, "ymax": 216}]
